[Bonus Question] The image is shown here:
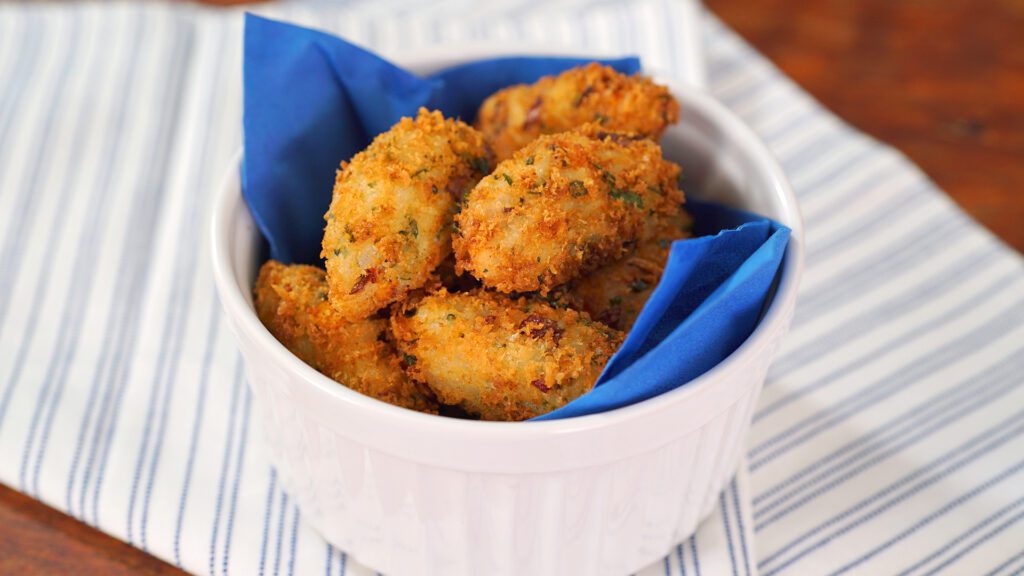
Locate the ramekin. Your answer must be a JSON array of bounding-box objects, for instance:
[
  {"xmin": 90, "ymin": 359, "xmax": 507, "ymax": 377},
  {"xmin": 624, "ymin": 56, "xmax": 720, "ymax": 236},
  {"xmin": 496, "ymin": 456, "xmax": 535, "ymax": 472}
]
[{"xmin": 211, "ymin": 50, "xmax": 803, "ymax": 576}]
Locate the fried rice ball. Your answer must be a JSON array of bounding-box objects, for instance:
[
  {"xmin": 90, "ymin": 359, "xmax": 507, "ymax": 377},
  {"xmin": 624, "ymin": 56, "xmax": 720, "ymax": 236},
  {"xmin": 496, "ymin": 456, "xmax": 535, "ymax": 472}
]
[
  {"xmin": 254, "ymin": 260, "xmax": 438, "ymax": 413},
  {"xmin": 454, "ymin": 125, "xmax": 684, "ymax": 295},
  {"xmin": 476, "ymin": 63, "xmax": 679, "ymax": 161},
  {"xmin": 322, "ymin": 108, "xmax": 491, "ymax": 320},
  {"xmin": 390, "ymin": 289, "xmax": 623, "ymax": 421},
  {"xmin": 573, "ymin": 209, "xmax": 693, "ymax": 331}
]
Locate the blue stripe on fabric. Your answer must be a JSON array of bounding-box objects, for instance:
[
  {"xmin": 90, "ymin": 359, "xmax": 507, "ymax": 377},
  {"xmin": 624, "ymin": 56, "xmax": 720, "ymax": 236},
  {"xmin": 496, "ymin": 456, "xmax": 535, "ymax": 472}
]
[
  {"xmin": 729, "ymin": 81, "xmax": 789, "ymax": 121},
  {"xmin": 0, "ymin": 14, "xmax": 42, "ymax": 192},
  {"xmin": 325, "ymin": 544, "xmax": 333, "ymax": 576},
  {"xmin": 339, "ymin": 551, "xmax": 347, "ymax": 576},
  {"xmin": 783, "ymin": 136, "xmax": 875, "ymax": 193},
  {"xmin": 755, "ymin": 350, "xmax": 1024, "ymax": 530},
  {"xmin": 222, "ymin": 387, "xmax": 253, "ymax": 575},
  {"xmin": 755, "ymin": 346, "xmax": 1024, "ymax": 516},
  {"xmin": 757, "ymin": 262, "xmax": 1015, "ymax": 426},
  {"xmin": 0, "ymin": 22, "xmax": 54, "ymax": 332},
  {"xmin": 1, "ymin": 17, "xmax": 79, "ymax": 445},
  {"xmin": 897, "ymin": 495, "xmax": 1024, "ymax": 576},
  {"xmin": 719, "ymin": 492, "xmax": 739, "ymax": 576},
  {"xmin": 208, "ymin": 359, "xmax": 245, "ymax": 576},
  {"xmin": 827, "ymin": 457, "xmax": 1024, "ymax": 576},
  {"xmin": 20, "ymin": 19, "xmax": 89, "ymax": 487},
  {"xmin": 0, "ymin": 14, "xmax": 44, "ymax": 212},
  {"xmin": 750, "ymin": 301, "xmax": 1024, "ymax": 469},
  {"xmin": 759, "ymin": 408, "xmax": 1024, "ymax": 572},
  {"xmin": 16, "ymin": 13, "xmax": 142, "ymax": 495},
  {"xmin": 762, "ymin": 245, "xmax": 1002, "ymax": 388},
  {"xmin": 174, "ymin": 298, "xmax": 222, "ymax": 567},
  {"xmin": 730, "ymin": 481, "xmax": 751, "ymax": 576},
  {"xmin": 800, "ymin": 156, "xmax": 908, "ymax": 228},
  {"xmin": 774, "ymin": 130, "xmax": 860, "ymax": 189},
  {"xmin": 0, "ymin": 20, "xmax": 92, "ymax": 438},
  {"xmin": 72, "ymin": 13, "xmax": 152, "ymax": 520},
  {"xmin": 289, "ymin": 504, "xmax": 301, "ymax": 576},
  {"xmin": 258, "ymin": 469, "xmax": 278, "ymax": 576},
  {"xmin": 135, "ymin": 24, "xmax": 215, "ymax": 548},
  {"xmin": 760, "ymin": 111, "xmax": 824, "ymax": 148},
  {"xmin": 74, "ymin": 15, "xmax": 192, "ymax": 529},
  {"xmin": 804, "ymin": 182, "xmax": 929, "ymax": 266},
  {"xmin": 788, "ymin": 214, "xmax": 967, "ymax": 327},
  {"xmin": 274, "ymin": 492, "xmax": 289, "ymax": 576},
  {"xmin": 676, "ymin": 543, "xmax": 686, "ymax": 576},
  {"xmin": 690, "ymin": 535, "xmax": 701, "ymax": 576},
  {"xmin": 31, "ymin": 56, "xmax": 104, "ymax": 506},
  {"xmin": 986, "ymin": 549, "xmax": 1024, "ymax": 576}
]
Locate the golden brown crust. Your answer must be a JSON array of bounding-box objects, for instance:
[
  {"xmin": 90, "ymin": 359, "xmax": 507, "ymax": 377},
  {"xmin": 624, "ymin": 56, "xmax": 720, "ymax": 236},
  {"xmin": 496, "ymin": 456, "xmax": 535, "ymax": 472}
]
[
  {"xmin": 476, "ymin": 63, "xmax": 680, "ymax": 161},
  {"xmin": 572, "ymin": 209, "xmax": 693, "ymax": 331},
  {"xmin": 390, "ymin": 289, "xmax": 622, "ymax": 421},
  {"xmin": 322, "ymin": 108, "xmax": 491, "ymax": 320},
  {"xmin": 254, "ymin": 260, "xmax": 438, "ymax": 413},
  {"xmin": 453, "ymin": 126, "xmax": 684, "ymax": 295}
]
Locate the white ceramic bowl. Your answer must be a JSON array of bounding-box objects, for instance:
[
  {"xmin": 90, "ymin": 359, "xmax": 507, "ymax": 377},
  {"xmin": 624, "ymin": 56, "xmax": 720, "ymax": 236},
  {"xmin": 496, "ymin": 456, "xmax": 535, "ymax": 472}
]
[{"xmin": 211, "ymin": 53, "xmax": 803, "ymax": 576}]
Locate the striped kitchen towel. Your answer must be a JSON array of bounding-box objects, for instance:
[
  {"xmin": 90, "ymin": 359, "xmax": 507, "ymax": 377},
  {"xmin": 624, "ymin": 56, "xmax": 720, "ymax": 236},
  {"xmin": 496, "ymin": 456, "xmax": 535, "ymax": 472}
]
[{"xmin": 0, "ymin": 1, "xmax": 1021, "ymax": 576}]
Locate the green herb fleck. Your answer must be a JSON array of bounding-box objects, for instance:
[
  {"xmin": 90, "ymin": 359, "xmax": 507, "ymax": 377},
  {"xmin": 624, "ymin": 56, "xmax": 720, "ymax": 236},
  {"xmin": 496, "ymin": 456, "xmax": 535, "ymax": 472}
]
[
  {"xmin": 431, "ymin": 184, "xmax": 439, "ymax": 194},
  {"xmin": 403, "ymin": 354, "xmax": 417, "ymax": 366},
  {"xmin": 468, "ymin": 155, "xmax": 489, "ymax": 174},
  {"xmin": 609, "ymin": 188, "xmax": 644, "ymax": 209},
  {"xmin": 594, "ymin": 112, "xmax": 610, "ymax": 125},
  {"xmin": 610, "ymin": 295, "xmax": 623, "ymax": 306},
  {"xmin": 502, "ymin": 173, "xmax": 513, "ymax": 185},
  {"xmin": 410, "ymin": 167, "xmax": 428, "ymax": 178},
  {"xmin": 446, "ymin": 313, "xmax": 456, "ymax": 321},
  {"xmin": 333, "ymin": 248, "xmax": 341, "ymax": 256},
  {"xmin": 408, "ymin": 217, "xmax": 418, "ymax": 238},
  {"xmin": 569, "ymin": 180, "xmax": 588, "ymax": 197},
  {"xmin": 343, "ymin": 224, "xmax": 356, "ymax": 243},
  {"xmin": 525, "ymin": 156, "xmax": 535, "ymax": 166}
]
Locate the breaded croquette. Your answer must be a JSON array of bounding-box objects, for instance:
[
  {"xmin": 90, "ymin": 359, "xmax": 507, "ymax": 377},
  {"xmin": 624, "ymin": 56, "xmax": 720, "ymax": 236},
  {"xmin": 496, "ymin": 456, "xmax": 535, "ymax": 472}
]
[
  {"xmin": 476, "ymin": 63, "xmax": 680, "ymax": 161},
  {"xmin": 573, "ymin": 209, "xmax": 693, "ymax": 331},
  {"xmin": 254, "ymin": 260, "xmax": 438, "ymax": 413},
  {"xmin": 322, "ymin": 108, "xmax": 491, "ymax": 320},
  {"xmin": 390, "ymin": 289, "xmax": 623, "ymax": 421},
  {"xmin": 454, "ymin": 125, "xmax": 684, "ymax": 295}
]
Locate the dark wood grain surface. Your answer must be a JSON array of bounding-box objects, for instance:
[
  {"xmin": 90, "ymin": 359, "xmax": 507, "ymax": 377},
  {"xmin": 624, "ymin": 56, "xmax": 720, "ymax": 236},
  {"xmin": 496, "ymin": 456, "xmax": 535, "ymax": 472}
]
[
  {"xmin": 2, "ymin": 1, "xmax": 1021, "ymax": 574},
  {"xmin": 706, "ymin": 0, "xmax": 1024, "ymax": 252}
]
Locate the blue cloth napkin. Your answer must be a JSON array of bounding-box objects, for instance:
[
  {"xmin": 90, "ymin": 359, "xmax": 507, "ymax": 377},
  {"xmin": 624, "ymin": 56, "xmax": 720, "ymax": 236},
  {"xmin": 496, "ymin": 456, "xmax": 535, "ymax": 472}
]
[
  {"xmin": 539, "ymin": 201, "xmax": 790, "ymax": 419},
  {"xmin": 243, "ymin": 14, "xmax": 790, "ymax": 420},
  {"xmin": 243, "ymin": 13, "xmax": 640, "ymax": 265}
]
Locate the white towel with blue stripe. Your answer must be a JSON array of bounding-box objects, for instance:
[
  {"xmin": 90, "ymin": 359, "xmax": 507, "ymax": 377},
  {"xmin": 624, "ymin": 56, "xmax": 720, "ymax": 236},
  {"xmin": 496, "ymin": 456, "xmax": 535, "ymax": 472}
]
[{"xmin": 0, "ymin": 2, "xmax": 1021, "ymax": 575}]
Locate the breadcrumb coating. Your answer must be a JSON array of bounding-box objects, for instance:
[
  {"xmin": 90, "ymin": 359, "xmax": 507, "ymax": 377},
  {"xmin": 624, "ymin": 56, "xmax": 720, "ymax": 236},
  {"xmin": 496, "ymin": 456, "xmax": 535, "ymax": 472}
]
[
  {"xmin": 476, "ymin": 63, "xmax": 679, "ymax": 160},
  {"xmin": 322, "ymin": 108, "xmax": 491, "ymax": 320},
  {"xmin": 572, "ymin": 209, "xmax": 693, "ymax": 331},
  {"xmin": 390, "ymin": 289, "xmax": 622, "ymax": 421},
  {"xmin": 454, "ymin": 125, "xmax": 684, "ymax": 294},
  {"xmin": 254, "ymin": 260, "xmax": 438, "ymax": 413}
]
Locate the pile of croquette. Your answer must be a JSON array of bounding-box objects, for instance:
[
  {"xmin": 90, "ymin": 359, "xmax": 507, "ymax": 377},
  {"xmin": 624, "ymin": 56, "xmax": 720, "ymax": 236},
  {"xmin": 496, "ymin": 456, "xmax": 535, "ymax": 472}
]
[{"xmin": 255, "ymin": 64, "xmax": 691, "ymax": 421}]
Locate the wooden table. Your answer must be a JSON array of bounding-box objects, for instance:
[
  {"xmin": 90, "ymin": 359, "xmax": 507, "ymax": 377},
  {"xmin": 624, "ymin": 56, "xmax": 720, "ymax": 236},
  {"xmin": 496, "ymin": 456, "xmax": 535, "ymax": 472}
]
[{"xmin": 2, "ymin": 1, "xmax": 1021, "ymax": 574}]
